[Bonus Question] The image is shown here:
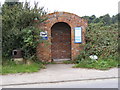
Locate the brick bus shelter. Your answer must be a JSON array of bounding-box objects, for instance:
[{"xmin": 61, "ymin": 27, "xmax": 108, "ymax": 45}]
[{"xmin": 37, "ymin": 12, "xmax": 87, "ymax": 62}]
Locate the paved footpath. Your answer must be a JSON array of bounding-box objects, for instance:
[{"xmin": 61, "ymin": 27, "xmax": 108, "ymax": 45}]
[{"xmin": 0, "ymin": 64, "xmax": 119, "ymax": 86}]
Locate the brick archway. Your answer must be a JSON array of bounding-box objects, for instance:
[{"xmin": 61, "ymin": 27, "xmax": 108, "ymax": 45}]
[
  {"xmin": 51, "ymin": 22, "xmax": 71, "ymax": 60},
  {"xmin": 37, "ymin": 12, "xmax": 87, "ymax": 62}
]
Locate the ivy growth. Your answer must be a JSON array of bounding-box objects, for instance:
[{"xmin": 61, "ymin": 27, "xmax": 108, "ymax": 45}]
[
  {"xmin": 2, "ymin": 2, "xmax": 47, "ymax": 60},
  {"xmin": 77, "ymin": 22, "xmax": 118, "ymax": 61}
]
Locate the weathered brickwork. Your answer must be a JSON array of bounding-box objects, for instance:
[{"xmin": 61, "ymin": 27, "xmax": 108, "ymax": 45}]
[{"xmin": 37, "ymin": 12, "xmax": 87, "ymax": 62}]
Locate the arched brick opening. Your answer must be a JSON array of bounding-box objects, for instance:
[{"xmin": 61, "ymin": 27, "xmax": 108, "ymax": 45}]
[
  {"xmin": 37, "ymin": 12, "xmax": 88, "ymax": 62},
  {"xmin": 51, "ymin": 22, "xmax": 71, "ymax": 60}
]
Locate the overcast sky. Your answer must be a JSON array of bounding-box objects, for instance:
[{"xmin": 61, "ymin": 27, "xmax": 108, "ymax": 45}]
[{"xmin": 0, "ymin": 0, "xmax": 119, "ymax": 17}]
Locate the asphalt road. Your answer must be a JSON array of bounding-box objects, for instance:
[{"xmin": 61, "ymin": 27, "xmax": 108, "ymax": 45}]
[{"xmin": 2, "ymin": 78, "xmax": 118, "ymax": 88}]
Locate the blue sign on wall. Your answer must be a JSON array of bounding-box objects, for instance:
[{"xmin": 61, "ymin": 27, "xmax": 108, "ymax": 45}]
[
  {"xmin": 74, "ymin": 27, "xmax": 82, "ymax": 43},
  {"xmin": 40, "ymin": 31, "xmax": 48, "ymax": 40}
]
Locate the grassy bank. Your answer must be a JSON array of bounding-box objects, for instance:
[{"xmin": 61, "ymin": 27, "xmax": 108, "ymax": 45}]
[
  {"xmin": 73, "ymin": 58, "xmax": 118, "ymax": 70},
  {"xmin": 1, "ymin": 60, "xmax": 45, "ymax": 75}
]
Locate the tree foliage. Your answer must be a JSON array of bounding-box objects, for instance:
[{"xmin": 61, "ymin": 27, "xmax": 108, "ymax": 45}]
[
  {"xmin": 77, "ymin": 14, "xmax": 118, "ymax": 61},
  {"xmin": 82, "ymin": 14, "xmax": 118, "ymax": 25},
  {"xmin": 2, "ymin": 2, "xmax": 47, "ymax": 59},
  {"xmin": 77, "ymin": 22, "xmax": 118, "ymax": 61}
]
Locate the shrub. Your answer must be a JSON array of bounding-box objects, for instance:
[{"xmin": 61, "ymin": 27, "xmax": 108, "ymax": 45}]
[
  {"xmin": 73, "ymin": 58, "xmax": 118, "ymax": 70},
  {"xmin": 2, "ymin": 2, "xmax": 47, "ymax": 60},
  {"xmin": 77, "ymin": 22, "xmax": 118, "ymax": 61}
]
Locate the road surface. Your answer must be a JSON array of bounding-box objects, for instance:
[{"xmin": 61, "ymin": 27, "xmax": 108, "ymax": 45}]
[{"xmin": 2, "ymin": 78, "xmax": 118, "ymax": 88}]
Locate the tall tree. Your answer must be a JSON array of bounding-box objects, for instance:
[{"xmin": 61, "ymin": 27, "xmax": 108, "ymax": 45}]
[
  {"xmin": 111, "ymin": 14, "xmax": 118, "ymax": 24},
  {"xmin": 89, "ymin": 15, "xmax": 96, "ymax": 23},
  {"xmin": 100, "ymin": 14, "xmax": 111, "ymax": 25},
  {"xmin": 2, "ymin": 2, "xmax": 47, "ymax": 59},
  {"xmin": 5, "ymin": 0, "xmax": 20, "ymax": 6}
]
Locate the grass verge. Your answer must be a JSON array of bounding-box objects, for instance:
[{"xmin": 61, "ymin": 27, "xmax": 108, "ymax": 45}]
[
  {"xmin": 73, "ymin": 58, "xmax": 118, "ymax": 70},
  {"xmin": 1, "ymin": 60, "xmax": 46, "ymax": 75}
]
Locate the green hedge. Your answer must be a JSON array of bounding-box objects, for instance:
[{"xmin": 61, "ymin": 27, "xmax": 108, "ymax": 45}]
[{"xmin": 77, "ymin": 22, "xmax": 118, "ymax": 61}]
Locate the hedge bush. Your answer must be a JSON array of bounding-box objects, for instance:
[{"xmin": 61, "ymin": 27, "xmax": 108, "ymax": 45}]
[
  {"xmin": 77, "ymin": 22, "xmax": 118, "ymax": 61},
  {"xmin": 2, "ymin": 2, "xmax": 47, "ymax": 60}
]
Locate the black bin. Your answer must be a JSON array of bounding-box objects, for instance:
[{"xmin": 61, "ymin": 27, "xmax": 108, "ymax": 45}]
[{"xmin": 12, "ymin": 49, "xmax": 22, "ymax": 58}]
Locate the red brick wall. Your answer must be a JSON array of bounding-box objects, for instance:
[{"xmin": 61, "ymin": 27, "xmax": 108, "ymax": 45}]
[
  {"xmin": 37, "ymin": 12, "xmax": 88, "ymax": 62},
  {"xmin": 51, "ymin": 22, "xmax": 71, "ymax": 59}
]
